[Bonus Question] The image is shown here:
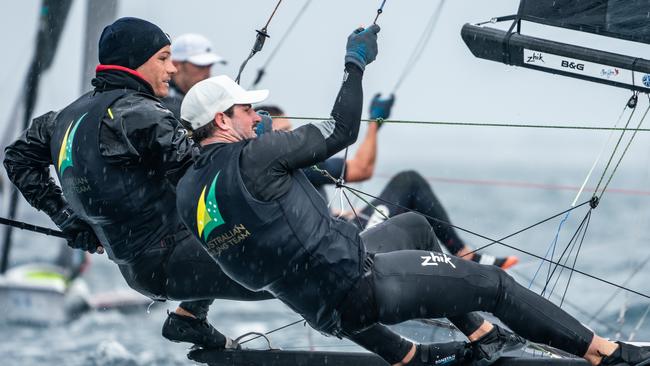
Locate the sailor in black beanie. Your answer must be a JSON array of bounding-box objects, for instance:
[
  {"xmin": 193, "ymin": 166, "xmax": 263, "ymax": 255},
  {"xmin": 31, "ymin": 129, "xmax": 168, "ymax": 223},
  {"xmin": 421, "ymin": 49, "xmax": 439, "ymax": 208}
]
[
  {"xmin": 98, "ymin": 17, "xmax": 171, "ymax": 70},
  {"xmin": 93, "ymin": 17, "xmax": 174, "ymax": 97},
  {"xmin": 4, "ymin": 16, "xmax": 274, "ymax": 350}
]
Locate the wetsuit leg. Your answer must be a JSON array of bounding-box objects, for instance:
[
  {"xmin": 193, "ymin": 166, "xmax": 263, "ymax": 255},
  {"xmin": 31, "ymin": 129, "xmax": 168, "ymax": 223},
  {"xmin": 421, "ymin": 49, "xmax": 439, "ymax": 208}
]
[
  {"xmin": 368, "ymin": 250, "xmax": 593, "ymax": 356},
  {"xmin": 164, "ymin": 230, "xmax": 274, "ymax": 302},
  {"xmin": 348, "ymin": 325, "xmax": 415, "ymax": 365},
  {"xmin": 360, "ymin": 212, "xmax": 484, "ymax": 335},
  {"xmin": 361, "ymin": 212, "xmax": 441, "ymax": 254},
  {"xmin": 357, "ymin": 170, "xmax": 466, "ymax": 254},
  {"xmin": 118, "ymin": 229, "xmax": 273, "ymax": 304}
]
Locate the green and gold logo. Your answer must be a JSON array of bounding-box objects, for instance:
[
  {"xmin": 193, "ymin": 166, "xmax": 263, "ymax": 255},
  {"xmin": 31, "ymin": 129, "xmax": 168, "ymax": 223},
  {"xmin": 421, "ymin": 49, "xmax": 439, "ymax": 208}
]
[
  {"xmin": 57, "ymin": 112, "xmax": 88, "ymax": 175},
  {"xmin": 197, "ymin": 171, "xmax": 225, "ymax": 240}
]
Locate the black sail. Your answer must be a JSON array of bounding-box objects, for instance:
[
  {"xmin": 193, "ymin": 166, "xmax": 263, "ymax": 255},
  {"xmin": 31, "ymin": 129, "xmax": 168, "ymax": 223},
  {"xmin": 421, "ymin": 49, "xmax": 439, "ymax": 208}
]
[{"xmin": 518, "ymin": 0, "xmax": 650, "ymax": 45}]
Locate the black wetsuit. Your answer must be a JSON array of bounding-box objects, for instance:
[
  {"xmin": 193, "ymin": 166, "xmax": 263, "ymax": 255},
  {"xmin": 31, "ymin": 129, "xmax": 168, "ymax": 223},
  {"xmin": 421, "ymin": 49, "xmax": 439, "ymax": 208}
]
[
  {"xmin": 177, "ymin": 63, "xmax": 594, "ymax": 358},
  {"xmin": 3, "ymin": 67, "xmax": 272, "ymax": 319},
  {"xmin": 305, "ymin": 160, "xmax": 466, "ymax": 254}
]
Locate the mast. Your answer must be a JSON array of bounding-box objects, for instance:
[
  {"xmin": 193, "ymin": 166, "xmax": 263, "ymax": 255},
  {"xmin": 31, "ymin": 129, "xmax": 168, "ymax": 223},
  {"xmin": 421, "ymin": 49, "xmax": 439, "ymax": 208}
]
[
  {"xmin": 1, "ymin": 0, "xmax": 73, "ymax": 274},
  {"xmin": 81, "ymin": 0, "xmax": 118, "ymax": 93}
]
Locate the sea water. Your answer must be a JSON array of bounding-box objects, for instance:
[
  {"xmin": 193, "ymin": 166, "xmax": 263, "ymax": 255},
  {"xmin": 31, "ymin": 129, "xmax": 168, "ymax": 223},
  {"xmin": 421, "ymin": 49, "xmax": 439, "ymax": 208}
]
[{"xmin": 1, "ymin": 152, "xmax": 649, "ymax": 366}]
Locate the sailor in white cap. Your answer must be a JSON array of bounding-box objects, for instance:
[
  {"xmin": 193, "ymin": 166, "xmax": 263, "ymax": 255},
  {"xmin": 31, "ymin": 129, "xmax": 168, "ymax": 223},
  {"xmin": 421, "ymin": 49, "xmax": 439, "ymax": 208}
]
[{"xmin": 163, "ymin": 33, "xmax": 227, "ymax": 119}]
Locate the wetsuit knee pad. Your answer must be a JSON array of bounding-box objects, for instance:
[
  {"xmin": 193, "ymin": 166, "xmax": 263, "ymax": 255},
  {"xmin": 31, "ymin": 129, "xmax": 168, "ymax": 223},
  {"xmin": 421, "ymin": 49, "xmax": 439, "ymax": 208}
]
[
  {"xmin": 390, "ymin": 170, "xmax": 421, "ymax": 187},
  {"xmin": 361, "ymin": 212, "xmax": 440, "ymax": 253}
]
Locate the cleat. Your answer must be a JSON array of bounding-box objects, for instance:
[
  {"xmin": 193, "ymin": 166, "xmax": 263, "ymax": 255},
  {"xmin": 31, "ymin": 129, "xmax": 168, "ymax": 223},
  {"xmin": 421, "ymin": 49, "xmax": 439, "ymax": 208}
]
[
  {"xmin": 406, "ymin": 341, "xmax": 472, "ymax": 365},
  {"xmin": 599, "ymin": 342, "xmax": 650, "ymax": 366},
  {"xmin": 470, "ymin": 325, "xmax": 527, "ymax": 366},
  {"xmin": 162, "ymin": 311, "xmax": 237, "ymax": 349}
]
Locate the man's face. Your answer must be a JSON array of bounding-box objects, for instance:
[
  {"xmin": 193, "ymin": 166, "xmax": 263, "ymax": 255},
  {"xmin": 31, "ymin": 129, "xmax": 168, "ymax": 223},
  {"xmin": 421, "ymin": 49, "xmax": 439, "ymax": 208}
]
[
  {"xmin": 174, "ymin": 62, "xmax": 212, "ymax": 93},
  {"xmin": 223, "ymin": 104, "xmax": 262, "ymax": 140},
  {"xmin": 136, "ymin": 45, "xmax": 177, "ymax": 97}
]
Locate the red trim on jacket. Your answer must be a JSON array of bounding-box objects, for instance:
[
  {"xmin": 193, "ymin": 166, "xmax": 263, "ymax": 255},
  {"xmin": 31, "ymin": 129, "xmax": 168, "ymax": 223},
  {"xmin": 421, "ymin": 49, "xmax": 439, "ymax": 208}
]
[{"xmin": 95, "ymin": 64, "xmax": 147, "ymax": 80}]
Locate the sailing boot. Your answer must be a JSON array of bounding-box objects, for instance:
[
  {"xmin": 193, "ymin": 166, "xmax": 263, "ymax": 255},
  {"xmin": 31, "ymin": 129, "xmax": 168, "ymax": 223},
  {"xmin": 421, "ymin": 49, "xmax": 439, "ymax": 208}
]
[
  {"xmin": 472, "ymin": 253, "xmax": 519, "ymax": 270},
  {"xmin": 406, "ymin": 341, "xmax": 473, "ymax": 365},
  {"xmin": 470, "ymin": 325, "xmax": 527, "ymax": 366},
  {"xmin": 162, "ymin": 312, "xmax": 238, "ymax": 349},
  {"xmin": 599, "ymin": 342, "xmax": 650, "ymax": 366}
]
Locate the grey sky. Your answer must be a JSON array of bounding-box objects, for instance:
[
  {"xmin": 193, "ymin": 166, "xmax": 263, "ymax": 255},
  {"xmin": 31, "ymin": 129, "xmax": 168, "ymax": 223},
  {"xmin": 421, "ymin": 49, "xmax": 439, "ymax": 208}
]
[{"xmin": 1, "ymin": 0, "xmax": 649, "ymax": 185}]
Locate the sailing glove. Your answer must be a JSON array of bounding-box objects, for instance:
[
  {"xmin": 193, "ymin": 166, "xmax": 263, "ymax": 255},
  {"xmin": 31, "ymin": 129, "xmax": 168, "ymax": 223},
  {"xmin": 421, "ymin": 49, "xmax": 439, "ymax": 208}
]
[
  {"xmin": 51, "ymin": 207, "xmax": 104, "ymax": 254},
  {"xmin": 255, "ymin": 110, "xmax": 273, "ymax": 136},
  {"xmin": 369, "ymin": 93, "xmax": 395, "ymax": 125},
  {"xmin": 345, "ymin": 24, "xmax": 380, "ymax": 71}
]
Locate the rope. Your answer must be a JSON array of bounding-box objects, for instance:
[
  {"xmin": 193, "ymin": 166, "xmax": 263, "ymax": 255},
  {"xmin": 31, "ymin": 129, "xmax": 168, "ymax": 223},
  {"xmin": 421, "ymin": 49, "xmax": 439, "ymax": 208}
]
[
  {"xmin": 251, "ymin": 0, "xmax": 313, "ymax": 87},
  {"xmin": 587, "ymin": 253, "xmax": 650, "ymax": 326},
  {"xmin": 528, "ymin": 211, "xmax": 569, "ymax": 289},
  {"xmin": 592, "ymin": 100, "xmax": 644, "ymax": 196},
  {"xmin": 571, "ymin": 102, "xmax": 630, "ymax": 207},
  {"xmin": 597, "ymin": 101, "xmax": 650, "ymax": 201},
  {"xmin": 528, "ymin": 95, "xmax": 635, "ymax": 291},
  {"xmin": 628, "ymin": 303, "xmax": 650, "ymax": 341},
  {"xmin": 373, "ymin": 0, "xmax": 388, "ymax": 24},
  {"xmin": 279, "ymin": 116, "xmax": 650, "ymax": 132},
  {"xmin": 340, "ymin": 184, "xmax": 650, "ymax": 300},
  {"xmin": 342, "ymin": 189, "xmax": 363, "ymax": 229},
  {"xmin": 559, "ymin": 211, "xmax": 591, "ymax": 307},
  {"xmin": 262, "ymin": 0, "xmax": 283, "ymax": 30},
  {"xmin": 238, "ymin": 319, "xmax": 304, "ymax": 345},
  {"xmin": 541, "ymin": 210, "xmax": 591, "ymax": 297},
  {"xmin": 392, "ymin": 0, "xmax": 445, "ymax": 93},
  {"xmin": 511, "ymin": 268, "xmax": 623, "ymax": 335},
  {"xmin": 234, "ymin": 0, "xmax": 283, "ymax": 84}
]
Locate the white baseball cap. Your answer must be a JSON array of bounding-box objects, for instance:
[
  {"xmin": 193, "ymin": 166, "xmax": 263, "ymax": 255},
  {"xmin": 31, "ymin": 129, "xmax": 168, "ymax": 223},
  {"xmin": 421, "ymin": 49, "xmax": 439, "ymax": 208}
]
[
  {"xmin": 181, "ymin": 75, "xmax": 269, "ymax": 130},
  {"xmin": 171, "ymin": 33, "xmax": 226, "ymax": 66}
]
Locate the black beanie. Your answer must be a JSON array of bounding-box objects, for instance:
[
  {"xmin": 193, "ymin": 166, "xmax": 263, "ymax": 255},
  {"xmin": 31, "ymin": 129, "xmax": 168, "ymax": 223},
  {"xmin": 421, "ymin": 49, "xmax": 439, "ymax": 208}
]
[{"xmin": 98, "ymin": 17, "xmax": 171, "ymax": 70}]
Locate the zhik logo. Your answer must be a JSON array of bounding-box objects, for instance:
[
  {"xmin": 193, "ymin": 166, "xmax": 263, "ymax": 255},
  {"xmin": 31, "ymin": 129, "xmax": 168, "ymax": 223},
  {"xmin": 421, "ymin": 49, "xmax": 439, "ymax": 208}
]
[
  {"xmin": 526, "ymin": 52, "xmax": 544, "ymax": 64},
  {"xmin": 421, "ymin": 252, "xmax": 456, "ymax": 269},
  {"xmin": 561, "ymin": 60, "xmax": 585, "ymax": 71}
]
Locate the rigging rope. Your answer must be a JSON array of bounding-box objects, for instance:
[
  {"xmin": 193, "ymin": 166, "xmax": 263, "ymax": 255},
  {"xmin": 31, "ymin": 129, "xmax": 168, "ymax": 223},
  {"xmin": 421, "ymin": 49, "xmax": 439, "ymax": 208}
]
[
  {"xmin": 596, "ymin": 99, "xmax": 650, "ymax": 201},
  {"xmin": 234, "ymin": 0, "xmax": 283, "ymax": 84},
  {"xmin": 512, "ymin": 268, "xmax": 624, "ymax": 336},
  {"xmin": 587, "ymin": 253, "xmax": 650, "ymax": 326},
  {"xmin": 251, "ymin": 0, "xmax": 313, "ymax": 87},
  {"xmin": 339, "ymin": 183, "xmax": 650, "ymax": 300},
  {"xmin": 392, "ymin": 0, "xmax": 445, "ymax": 93},
  {"xmin": 628, "ymin": 303, "xmax": 650, "ymax": 341},
  {"xmin": 279, "ymin": 115, "xmax": 650, "ymax": 132},
  {"xmin": 592, "ymin": 98, "xmax": 647, "ymax": 198},
  {"xmin": 541, "ymin": 210, "xmax": 591, "ymax": 297},
  {"xmin": 373, "ymin": 0, "xmax": 388, "ymax": 24},
  {"xmin": 570, "ymin": 101, "xmax": 631, "ymax": 207},
  {"xmin": 520, "ymin": 94, "xmax": 639, "ymax": 291},
  {"xmin": 532, "ymin": 97, "xmax": 648, "ymax": 300},
  {"xmin": 238, "ymin": 319, "xmax": 304, "ymax": 345}
]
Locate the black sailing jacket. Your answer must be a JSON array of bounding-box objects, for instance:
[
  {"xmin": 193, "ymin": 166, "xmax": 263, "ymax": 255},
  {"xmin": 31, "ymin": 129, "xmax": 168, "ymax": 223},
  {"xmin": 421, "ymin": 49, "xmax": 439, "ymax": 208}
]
[{"xmin": 3, "ymin": 67, "xmax": 195, "ymax": 264}]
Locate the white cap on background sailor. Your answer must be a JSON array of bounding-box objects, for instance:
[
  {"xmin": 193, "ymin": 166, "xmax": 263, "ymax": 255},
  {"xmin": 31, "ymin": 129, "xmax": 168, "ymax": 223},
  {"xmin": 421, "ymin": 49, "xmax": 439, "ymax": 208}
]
[{"xmin": 172, "ymin": 33, "xmax": 227, "ymax": 66}]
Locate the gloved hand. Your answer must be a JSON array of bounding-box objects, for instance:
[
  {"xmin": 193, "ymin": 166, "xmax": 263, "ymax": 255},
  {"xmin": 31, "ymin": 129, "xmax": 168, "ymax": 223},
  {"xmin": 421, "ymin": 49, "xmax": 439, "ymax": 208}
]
[
  {"xmin": 369, "ymin": 93, "xmax": 395, "ymax": 125},
  {"xmin": 255, "ymin": 110, "xmax": 273, "ymax": 136},
  {"xmin": 345, "ymin": 24, "xmax": 381, "ymax": 71},
  {"xmin": 51, "ymin": 207, "xmax": 104, "ymax": 254}
]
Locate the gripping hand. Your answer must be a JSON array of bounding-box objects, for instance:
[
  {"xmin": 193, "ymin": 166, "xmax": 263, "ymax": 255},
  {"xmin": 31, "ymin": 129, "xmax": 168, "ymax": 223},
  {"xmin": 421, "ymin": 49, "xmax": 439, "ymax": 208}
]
[
  {"xmin": 51, "ymin": 207, "xmax": 104, "ymax": 254},
  {"xmin": 345, "ymin": 24, "xmax": 381, "ymax": 71}
]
